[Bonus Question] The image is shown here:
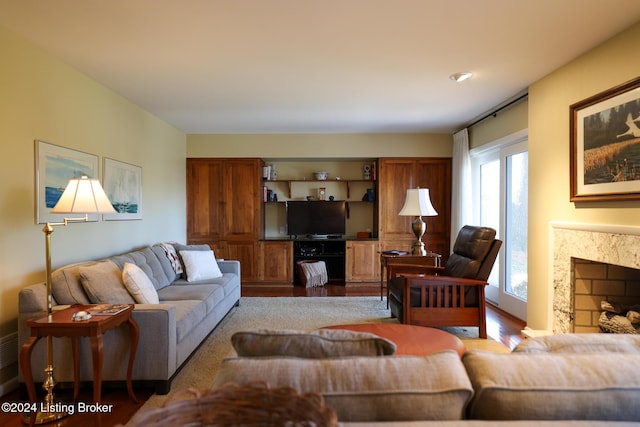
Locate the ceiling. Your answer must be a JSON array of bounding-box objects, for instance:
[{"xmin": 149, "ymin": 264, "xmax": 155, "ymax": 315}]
[{"xmin": 1, "ymin": 1, "xmax": 639, "ymax": 134}]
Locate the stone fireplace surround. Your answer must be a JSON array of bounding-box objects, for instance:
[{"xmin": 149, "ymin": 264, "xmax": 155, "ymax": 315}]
[{"xmin": 551, "ymin": 222, "xmax": 640, "ymax": 333}]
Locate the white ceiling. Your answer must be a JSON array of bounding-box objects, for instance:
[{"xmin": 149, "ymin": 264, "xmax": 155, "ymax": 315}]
[{"xmin": 1, "ymin": 1, "xmax": 639, "ymax": 134}]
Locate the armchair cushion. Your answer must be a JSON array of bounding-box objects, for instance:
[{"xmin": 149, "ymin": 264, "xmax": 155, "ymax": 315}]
[{"xmin": 444, "ymin": 226, "xmax": 497, "ymax": 279}]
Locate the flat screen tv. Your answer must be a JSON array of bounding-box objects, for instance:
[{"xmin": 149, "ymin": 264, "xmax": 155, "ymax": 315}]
[{"xmin": 286, "ymin": 201, "xmax": 346, "ymax": 238}]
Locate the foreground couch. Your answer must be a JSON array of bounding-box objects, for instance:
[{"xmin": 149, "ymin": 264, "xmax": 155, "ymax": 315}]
[
  {"xmin": 18, "ymin": 243, "xmax": 240, "ymax": 394},
  {"xmin": 210, "ymin": 332, "xmax": 640, "ymax": 425}
]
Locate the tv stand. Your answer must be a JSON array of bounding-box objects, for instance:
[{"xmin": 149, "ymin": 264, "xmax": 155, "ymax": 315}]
[{"xmin": 293, "ymin": 240, "xmax": 346, "ymax": 285}]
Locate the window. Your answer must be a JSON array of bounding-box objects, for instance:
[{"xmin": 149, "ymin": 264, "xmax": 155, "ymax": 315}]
[{"xmin": 472, "ymin": 132, "xmax": 527, "ymax": 320}]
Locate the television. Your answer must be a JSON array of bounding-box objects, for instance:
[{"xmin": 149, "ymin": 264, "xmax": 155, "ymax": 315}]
[{"xmin": 286, "ymin": 201, "xmax": 346, "ymax": 238}]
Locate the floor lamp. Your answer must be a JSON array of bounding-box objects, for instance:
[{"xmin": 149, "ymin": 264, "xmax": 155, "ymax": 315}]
[
  {"xmin": 398, "ymin": 188, "xmax": 438, "ymax": 256},
  {"xmin": 34, "ymin": 174, "xmax": 115, "ymax": 424}
]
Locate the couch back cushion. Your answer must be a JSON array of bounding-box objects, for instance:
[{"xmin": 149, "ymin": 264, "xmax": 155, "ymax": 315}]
[
  {"xmin": 213, "ymin": 351, "xmax": 473, "ymax": 422},
  {"xmin": 110, "ymin": 246, "xmax": 172, "ymax": 290},
  {"xmin": 463, "ymin": 350, "xmax": 640, "ymax": 421}
]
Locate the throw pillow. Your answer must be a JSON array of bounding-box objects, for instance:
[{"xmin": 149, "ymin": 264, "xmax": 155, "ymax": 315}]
[
  {"xmin": 79, "ymin": 260, "xmax": 135, "ymax": 304},
  {"xmin": 122, "ymin": 262, "xmax": 160, "ymax": 304},
  {"xmin": 179, "ymin": 250, "xmax": 223, "ymax": 282},
  {"xmin": 174, "ymin": 243, "xmax": 211, "ymax": 279},
  {"xmin": 157, "ymin": 242, "xmax": 183, "ymax": 276},
  {"xmin": 231, "ymin": 328, "xmax": 397, "ymax": 358}
]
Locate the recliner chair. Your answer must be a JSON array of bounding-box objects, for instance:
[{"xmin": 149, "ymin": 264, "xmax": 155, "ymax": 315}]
[{"xmin": 388, "ymin": 225, "xmax": 502, "ymax": 338}]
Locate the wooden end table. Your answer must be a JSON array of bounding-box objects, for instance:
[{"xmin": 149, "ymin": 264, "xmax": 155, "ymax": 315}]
[
  {"xmin": 380, "ymin": 252, "xmax": 442, "ymax": 307},
  {"xmin": 20, "ymin": 304, "xmax": 139, "ymax": 409}
]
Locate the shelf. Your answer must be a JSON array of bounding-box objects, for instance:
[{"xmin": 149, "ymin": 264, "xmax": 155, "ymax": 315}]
[{"xmin": 264, "ymin": 179, "xmax": 376, "ymax": 198}]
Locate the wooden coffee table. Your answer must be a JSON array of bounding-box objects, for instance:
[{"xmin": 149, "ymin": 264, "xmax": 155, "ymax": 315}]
[
  {"xmin": 322, "ymin": 323, "xmax": 466, "ymax": 357},
  {"xmin": 20, "ymin": 304, "xmax": 139, "ymax": 407}
]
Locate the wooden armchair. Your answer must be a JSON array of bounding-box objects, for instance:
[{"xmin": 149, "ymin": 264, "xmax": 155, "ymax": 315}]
[{"xmin": 388, "ymin": 225, "xmax": 502, "ymax": 338}]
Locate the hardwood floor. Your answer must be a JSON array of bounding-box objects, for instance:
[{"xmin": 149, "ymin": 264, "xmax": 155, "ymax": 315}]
[
  {"xmin": 1, "ymin": 282, "xmax": 526, "ymax": 426},
  {"xmin": 242, "ymin": 282, "xmax": 527, "ymax": 350}
]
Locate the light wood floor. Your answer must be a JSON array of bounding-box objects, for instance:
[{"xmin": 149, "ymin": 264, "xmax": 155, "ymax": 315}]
[{"xmin": 1, "ymin": 282, "xmax": 526, "ymax": 427}]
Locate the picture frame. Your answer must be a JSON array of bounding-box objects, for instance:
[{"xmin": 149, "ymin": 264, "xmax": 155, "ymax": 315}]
[
  {"xmin": 102, "ymin": 158, "xmax": 142, "ymax": 220},
  {"xmin": 35, "ymin": 140, "xmax": 100, "ymax": 224},
  {"xmin": 570, "ymin": 76, "xmax": 640, "ymax": 202}
]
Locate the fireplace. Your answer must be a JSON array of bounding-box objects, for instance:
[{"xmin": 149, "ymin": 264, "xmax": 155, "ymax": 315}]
[
  {"xmin": 551, "ymin": 222, "xmax": 640, "ymax": 333},
  {"xmin": 572, "ymin": 258, "xmax": 640, "ymax": 333}
]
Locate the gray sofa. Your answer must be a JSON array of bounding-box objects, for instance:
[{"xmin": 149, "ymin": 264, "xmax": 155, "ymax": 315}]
[
  {"xmin": 211, "ymin": 333, "xmax": 640, "ymax": 425},
  {"xmin": 18, "ymin": 243, "xmax": 240, "ymax": 394}
]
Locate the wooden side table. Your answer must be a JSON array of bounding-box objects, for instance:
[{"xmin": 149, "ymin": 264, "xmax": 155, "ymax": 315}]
[
  {"xmin": 380, "ymin": 252, "xmax": 442, "ymax": 307},
  {"xmin": 20, "ymin": 304, "xmax": 139, "ymax": 408}
]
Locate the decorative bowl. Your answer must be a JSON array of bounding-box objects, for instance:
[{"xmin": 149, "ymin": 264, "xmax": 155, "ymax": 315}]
[{"xmin": 314, "ymin": 171, "xmax": 329, "ymax": 180}]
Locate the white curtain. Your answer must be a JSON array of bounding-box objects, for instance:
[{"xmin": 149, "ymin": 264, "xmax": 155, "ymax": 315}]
[{"xmin": 451, "ymin": 128, "xmax": 472, "ymax": 252}]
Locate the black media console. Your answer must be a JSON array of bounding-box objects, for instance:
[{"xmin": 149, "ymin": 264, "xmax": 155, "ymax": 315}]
[{"xmin": 293, "ymin": 239, "xmax": 346, "ymax": 285}]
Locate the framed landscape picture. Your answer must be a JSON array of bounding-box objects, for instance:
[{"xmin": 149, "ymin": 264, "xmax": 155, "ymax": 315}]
[
  {"xmin": 35, "ymin": 140, "xmax": 99, "ymax": 224},
  {"xmin": 103, "ymin": 158, "xmax": 142, "ymax": 220},
  {"xmin": 570, "ymin": 77, "xmax": 640, "ymax": 202}
]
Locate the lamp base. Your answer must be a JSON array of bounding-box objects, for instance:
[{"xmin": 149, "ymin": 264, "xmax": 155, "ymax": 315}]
[
  {"xmin": 23, "ymin": 408, "xmax": 68, "ymax": 425},
  {"xmin": 410, "ymin": 240, "xmax": 427, "ymax": 256},
  {"xmin": 410, "ymin": 216, "xmax": 427, "ymax": 256}
]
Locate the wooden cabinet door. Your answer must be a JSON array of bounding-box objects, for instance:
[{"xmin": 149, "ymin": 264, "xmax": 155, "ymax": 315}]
[
  {"xmin": 225, "ymin": 240, "xmax": 259, "ymax": 281},
  {"xmin": 378, "ymin": 157, "xmax": 451, "ymax": 262},
  {"xmin": 414, "ymin": 158, "xmax": 452, "ymax": 262},
  {"xmin": 187, "ymin": 159, "xmax": 224, "ymax": 242},
  {"xmin": 259, "ymin": 241, "xmax": 293, "ymax": 282},
  {"xmin": 223, "ymin": 159, "xmax": 262, "ymax": 240},
  {"xmin": 346, "ymin": 240, "xmax": 380, "ymax": 282}
]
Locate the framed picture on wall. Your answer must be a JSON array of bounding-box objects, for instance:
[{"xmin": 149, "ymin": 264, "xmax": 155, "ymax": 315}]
[
  {"xmin": 35, "ymin": 140, "xmax": 100, "ymax": 224},
  {"xmin": 102, "ymin": 158, "xmax": 143, "ymax": 220},
  {"xmin": 570, "ymin": 76, "xmax": 640, "ymax": 202}
]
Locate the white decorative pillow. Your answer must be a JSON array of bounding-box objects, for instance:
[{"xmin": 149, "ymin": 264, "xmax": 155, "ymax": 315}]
[
  {"xmin": 122, "ymin": 262, "xmax": 159, "ymax": 304},
  {"xmin": 179, "ymin": 250, "xmax": 223, "ymax": 282}
]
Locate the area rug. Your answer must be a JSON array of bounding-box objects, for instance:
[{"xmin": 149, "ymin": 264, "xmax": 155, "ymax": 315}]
[{"xmin": 131, "ymin": 296, "xmax": 509, "ymax": 419}]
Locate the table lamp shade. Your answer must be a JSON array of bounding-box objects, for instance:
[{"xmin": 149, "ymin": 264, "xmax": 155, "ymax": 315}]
[
  {"xmin": 398, "ymin": 188, "xmax": 437, "ymax": 217},
  {"xmin": 50, "ymin": 174, "xmax": 116, "ymax": 214}
]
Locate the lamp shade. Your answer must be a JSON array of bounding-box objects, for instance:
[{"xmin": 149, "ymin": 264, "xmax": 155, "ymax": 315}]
[
  {"xmin": 50, "ymin": 174, "xmax": 116, "ymax": 214},
  {"xmin": 398, "ymin": 188, "xmax": 438, "ymax": 217}
]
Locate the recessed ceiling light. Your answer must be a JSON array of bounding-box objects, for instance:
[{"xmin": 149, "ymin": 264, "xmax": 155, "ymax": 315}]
[{"xmin": 450, "ymin": 72, "xmax": 473, "ymax": 82}]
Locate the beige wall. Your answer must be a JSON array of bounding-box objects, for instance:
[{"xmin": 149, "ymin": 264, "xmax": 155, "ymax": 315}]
[
  {"xmin": 0, "ymin": 28, "xmax": 187, "ymax": 334},
  {"xmin": 528, "ymin": 22, "xmax": 640, "ymax": 329},
  {"xmin": 187, "ymin": 133, "xmax": 453, "ymax": 158},
  {"xmin": 468, "ymin": 98, "xmax": 528, "ymax": 149}
]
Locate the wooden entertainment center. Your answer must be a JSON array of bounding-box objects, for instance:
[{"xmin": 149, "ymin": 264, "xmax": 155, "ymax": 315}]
[{"xmin": 186, "ymin": 157, "xmax": 451, "ymax": 284}]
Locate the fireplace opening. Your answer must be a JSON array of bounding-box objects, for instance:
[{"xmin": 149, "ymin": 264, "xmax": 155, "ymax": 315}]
[{"xmin": 572, "ymin": 258, "xmax": 640, "ymax": 333}]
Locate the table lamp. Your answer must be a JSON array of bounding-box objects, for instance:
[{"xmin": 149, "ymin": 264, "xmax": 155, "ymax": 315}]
[
  {"xmin": 34, "ymin": 174, "xmax": 115, "ymax": 424},
  {"xmin": 398, "ymin": 188, "xmax": 438, "ymax": 256}
]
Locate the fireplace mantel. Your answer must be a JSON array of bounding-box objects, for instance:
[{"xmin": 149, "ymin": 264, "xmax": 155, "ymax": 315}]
[{"xmin": 551, "ymin": 222, "xmax": 640, "ymax": 333}]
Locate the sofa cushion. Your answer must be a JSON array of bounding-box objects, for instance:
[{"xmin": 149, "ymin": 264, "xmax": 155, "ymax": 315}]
[
  {"xmin": 513, "ymin": 333, "xmax": 640, "ymax": 353},
  {"xmin": 462, "ymin": 351, "xmax": 640, "ymax": 421},
  {"xmin": 231, "ymin": 329, "xmax": 396, "ymax": 358},
  {"xmin": 122, "ymin": 262, "xmax": 159, "ymax": 304},
  {"xmin": 179, "ymin": 250, "xmax": 223, "ymax": 282},
  {"xmin": 157, "ymin": 283, "xmax": 225, "ymax": 314},
  {"xmin": 79, "ymin": 260, "xmax": 135, "ymax": 304},
  {"xmin": 163, "ymin": 299, "xmax": 208, "ymax": 343},
  {"xmin": 110, "ymin": 246, "xmax": 171, "ymax": 290},
  {"xmin": 213, "ymin": 351, "xmax": 473, "ymax": 422}
]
